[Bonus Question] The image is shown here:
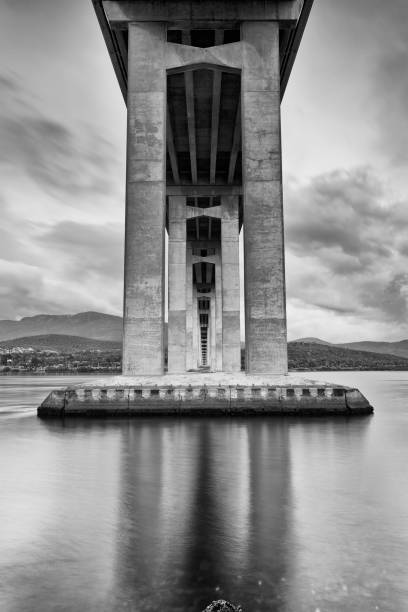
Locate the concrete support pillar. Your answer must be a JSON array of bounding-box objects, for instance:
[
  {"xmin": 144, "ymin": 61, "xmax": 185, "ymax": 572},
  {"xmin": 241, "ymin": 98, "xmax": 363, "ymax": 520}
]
[
  {"xmin": 123, "ymin": 22, "xmax": 166, "ymax": 375},
  {"xmin": 241, "ymin": 21, "xmax": 288, "ymax": 374},
  {"xmin": 210, "ymin": 286, "xmax": 217, "ymax": 370},
  {"xmin": 185, "ymin": 245, "xmax": 194, "ymax": 370},
  {"xmin": 168, "ymin": 196, "xmax": 186, "ymax": 373},
  {"xmin": 215, "ymin": 251, "xmax": 223, "ymax": 371},
  {"xmin": 221, "ymin": 195, "xmax": 241, "ymax": 372}
]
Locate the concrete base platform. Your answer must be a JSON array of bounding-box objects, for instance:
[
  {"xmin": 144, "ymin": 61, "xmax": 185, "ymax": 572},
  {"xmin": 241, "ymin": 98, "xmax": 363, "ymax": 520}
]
[{"xmin": 37, "ymin": 373, "xmax": 373, "ymax": 417}]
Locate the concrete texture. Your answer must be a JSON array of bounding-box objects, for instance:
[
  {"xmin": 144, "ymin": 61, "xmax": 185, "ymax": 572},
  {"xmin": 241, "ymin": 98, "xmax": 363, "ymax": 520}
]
[
  {"xmin": 168, "ymin": 196, "xmax": 187, "ymax": 373},
  {"xmin": 242, "ymin": 21, "xmax": 288, "ymax": 374},
  {"xmin": 202, "ymin": 601, "xmax": 242, "ymax": 612},
  {"xmin": 102, "ymin": 1, "xmax": 303, "ymax": 26},
  {"xmin": 221, "ymin": 196, "xmax": 240, "ymax": 372},
  {"xmin": 97, "ymin": 3, "xmax": 327, "ymax": 390},
  {"xmin": 123, "ymin": 22, "xmax": 166, "ymax": 375},
  {"xmin": 38, "ymin": 377, "xmax": 373, "ymax": 418},
  {"xmin": 165, "ymin": 41, "xmax": 243, "ymax": 72},
  {"xmin": 69, "ymin": 372, "xmax": 362, "ymax": 388}
]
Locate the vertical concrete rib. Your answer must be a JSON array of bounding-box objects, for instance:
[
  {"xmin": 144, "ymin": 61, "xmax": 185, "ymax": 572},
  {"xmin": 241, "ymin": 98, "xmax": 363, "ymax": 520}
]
[
  {"xmin": 123, "ymin": 22, "xmax": 166, "ymax": 375},
  {"xmin": 242, "ymin": 21, "xmax": 288, "ymax": 374},
  {"xmin": 221, "ymin": 195, "xmax": 241, "ymax": 372},
  {"xmin": 168, "ymin": 196, "xmax": 187, "ymax": 373},
  {"xmin": 185, "ymin": 244, "xmax": 194, "ymax": 370},
  {"xmin": 215, "ymin": 251, "xmax": 223, "ymax": 371}
]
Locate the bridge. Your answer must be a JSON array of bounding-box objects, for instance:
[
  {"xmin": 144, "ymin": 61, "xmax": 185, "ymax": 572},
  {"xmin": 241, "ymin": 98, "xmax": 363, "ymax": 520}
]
[{"xmin": 92, "ymin": 0, "xmax": 314, "ymax": 376}]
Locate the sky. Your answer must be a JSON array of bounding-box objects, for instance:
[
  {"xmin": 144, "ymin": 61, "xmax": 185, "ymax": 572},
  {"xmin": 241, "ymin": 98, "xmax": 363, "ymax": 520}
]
[{"xmin": 1, "ymin": 0, "xmax": 408, "ymax": 342}]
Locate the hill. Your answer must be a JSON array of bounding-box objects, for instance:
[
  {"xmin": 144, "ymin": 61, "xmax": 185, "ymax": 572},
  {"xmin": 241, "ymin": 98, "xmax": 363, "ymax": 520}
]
[
  {"xmin": 0, "ymin": 312, "xmax": 122, "ymax": 342},
  {"xmin": 2, "ymin": 335, "xmax": 408, "ymax": 371},
  {"xmin": 293, "ymin": 337, "xmax": 333, "ymax": 345},
  {"xmin": 293, "ymin": 337, "xmax": 408, "ymax": 359},
  {"xmin": 0, "ymin": 334, "xmax": 121, "ymax": 353},
  {"xmin": 338, "ymin": 340, "xmax": 408, "ymax": 360},
  {"xmin": 288, "ymin": 341, "xmax": 408, "ymax": 370}
]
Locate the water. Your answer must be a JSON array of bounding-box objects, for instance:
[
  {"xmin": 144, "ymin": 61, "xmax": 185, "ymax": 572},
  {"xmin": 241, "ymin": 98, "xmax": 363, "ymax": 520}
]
[{"xmin": 0, "ymin": 372, "xmax": 407, "ymax": 612}]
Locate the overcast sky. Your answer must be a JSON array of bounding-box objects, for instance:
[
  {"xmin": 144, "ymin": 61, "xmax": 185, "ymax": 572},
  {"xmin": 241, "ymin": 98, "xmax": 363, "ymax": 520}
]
[{"xmin": 1, "ymin": 0, "xmax": 408, "ymax": 342}]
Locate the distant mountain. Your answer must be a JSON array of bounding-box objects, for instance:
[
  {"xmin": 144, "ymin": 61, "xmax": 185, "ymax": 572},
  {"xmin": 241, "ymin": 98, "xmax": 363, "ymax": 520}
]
[
  {"xmin": 338, "ymin": 340, "xmax": 408, "ymax": 360},
  {"xmin": 2, "ymin": 334, "xmax": 408, "ymax": 370},
  {"xmin": 0, "ymin": 312, "xmax": 122, "ymax": 342},
  {"xmin": 0, "ymin": 334, "xmax": 121, "ymax": 353},
  {"xmin": 292, "ymin": 337, "xmax": 408, "ymax": 359},
  {"xmin": 288, "ymin": 341, "xmax": 408, "ymax": 370},
  {"xmin": 293, "ymin": 337, "xmax": 333, "ymax": 345}
]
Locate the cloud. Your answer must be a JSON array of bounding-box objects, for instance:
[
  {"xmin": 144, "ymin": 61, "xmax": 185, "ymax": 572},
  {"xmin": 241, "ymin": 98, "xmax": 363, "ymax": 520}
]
[
  {"xmin": 0, "ymin": 74, "xmax": 125, "ymax": 320},
  {"xmin": 329, "ymin": 0, "xmax": 408, "ymax": 167},
  {"xmin": 369, "ymin": 4, "xmax": 408, "ymax": 167},
  {"xmin": 0, "ymin": 223, "xmax": 123, "ymax": 319},
  {"xmin": 0, "ymin": 261, "xmax": 66, "ymax": 319},
  {"xmin": 285, "ymin": 167, "xmax": 395, "ymax": 262},
  {"xmin": 0, "ymin": 73, "xmax": 119, "ymax": 200},
  {"xmin": 0, "ymin": 213, "xmax": 124, "ymax": 319},
  {"xmin": 285, "ymin": 166, "xmax": 408, "ymax": 338},
  {"xmin": 39, "ymin": 221, "xmax": 124, "ymax": 281}
]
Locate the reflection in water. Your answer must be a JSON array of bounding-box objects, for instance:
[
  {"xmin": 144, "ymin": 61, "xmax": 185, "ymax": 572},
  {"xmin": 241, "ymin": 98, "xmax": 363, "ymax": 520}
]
[
  {"xmin": 288, "ymin": 416, "xmax": 408, "ymax": 612},
  {"xmin": 0, "ymin": 418, "xmax": 123, "ymax": 611},
  {"xmin": 246, "ymin": 423, "xmax": 292, "ymax": 610},
  {"xmin": 107, "ymin": 419, "xmax": 293, "ymax": 612},
  {"xmin": 1, "ymin": 373, "xmax": 408, "ymax": 612}
]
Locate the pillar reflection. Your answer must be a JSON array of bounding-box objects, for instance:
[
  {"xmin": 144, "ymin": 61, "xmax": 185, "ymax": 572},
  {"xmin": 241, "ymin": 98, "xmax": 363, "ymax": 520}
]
[{"xmin": 110, "ymin": 419, "xmax": 294, "ymax": 611}]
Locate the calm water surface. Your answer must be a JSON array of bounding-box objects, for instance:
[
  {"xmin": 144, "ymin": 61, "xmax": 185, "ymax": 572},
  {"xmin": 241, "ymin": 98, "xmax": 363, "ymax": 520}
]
[{"xmin": 0, "ymin": 372, "xmax": 407, "ymax": 611}]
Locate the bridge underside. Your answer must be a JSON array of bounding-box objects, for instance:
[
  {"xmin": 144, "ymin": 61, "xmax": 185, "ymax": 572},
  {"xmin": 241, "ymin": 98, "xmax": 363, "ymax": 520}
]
[
  {"xmin": 93, "ymin": 1, "xmax": 314, "ymax": 103},
  {"xmin": 94, "ymin": 0, "xmax": 314, "ymax": 191},
  {"xmin": 93, "ymin": 1, "xmax": 314, "ymax": 376},
  {"xmin": 36, "ymin": 0, "xmax": 376, "ymax": 419},
  {"xmin": 166, "ymin": 62, "xmax": 242, "ymax": 190}
]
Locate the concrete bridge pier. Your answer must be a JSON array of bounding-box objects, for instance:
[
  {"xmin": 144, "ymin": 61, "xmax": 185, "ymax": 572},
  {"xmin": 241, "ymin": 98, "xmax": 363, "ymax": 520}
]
[
  {"xmin": 168, "ymin": 196, "xmax": 187, "ymax": 373},
  {"xmin": 94, "ymin": 0, "xmax": 312, "ymax": 377},
  {"xmin": 37, "ymin": 0, "xmax": 375, "ymax": 418},
  {"xmin": 123, "ymin": 22, "xmax": 167, "ymax": 375},
  {"xmin": 242, "ymin": 21, "xmax": 287, "ymax": 375}
]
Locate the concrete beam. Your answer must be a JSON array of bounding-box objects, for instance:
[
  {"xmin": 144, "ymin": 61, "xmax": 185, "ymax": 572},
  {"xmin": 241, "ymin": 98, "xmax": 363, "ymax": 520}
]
[
  {"xmin": 210, "ymin": 70, "xmax": 222, "ymax": 184},
  {"xmin": 195, "ymin": 262, "xmax": 203, "ymax": 285},
  {"xmin": 102, "ymin": 1, "xmax": 302, "ymax": 28},
  {"xmin": 92, "ymin": 0, "xmax": 127, "ymax": 101},
  {"xmin": 115, "ymin": 29, "xmax": 128, "ymax": 67},
  {"xmin": 227, "ymin": 98, "xmax": 241, "ymax": 185},
  {"xmin": 165, "ymin": 42, "xmax": 242, "ymax": 72},
  {"xmin": 280, "ymin": 0, "xmax": 314, "ymax": 96},
  {"xmin": 205, "ymin": 263, "xmax": 213, "ymax": 285},
  {"xmin": 186, "ymin": 207, "xmax": 222, "ymax": 220},
  {"xmin": 166, "ymin": 185, "xmax": 242, "ymax": 196},
  {"xmin": 185, "ymin": 70, "xmax": 198, "ymax": 184},
  {"xmin": 166, "ymin": 106, "xmax": 180, "ymax": 184},
  {"xmin": 95, "ymin": 1, "xmax": 314, "ymax": 103}
]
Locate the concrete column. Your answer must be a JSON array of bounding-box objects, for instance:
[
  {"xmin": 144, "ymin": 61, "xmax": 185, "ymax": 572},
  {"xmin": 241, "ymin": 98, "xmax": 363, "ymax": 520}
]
[
  {"xmin": 221, "ymin": 195, "xmax": 241, "ymax": 372},
  {"xmin": 210, "ymin": 284, "xmax": 216, "ymax": 371},
  {"xmin": 168, "ymin": 196, "xmax": 186, "ymax": 373},
  {"xmin": 215, "ymin": 249, "xmax": 223, "ymax": 371},
  {"xmin": 185, "ymin": 245, "xmax": 194, "ymax": 370},
  {"xmin": 192, "ymin": 285, "xmax": 199, "ymax": 368},
  {"xmin": 241, "ymin": 21, "xmax": 288, "ymax": 374},
  {"xmin": 123, "ymin": 22, "xmax": 166, "ymax": 375}
]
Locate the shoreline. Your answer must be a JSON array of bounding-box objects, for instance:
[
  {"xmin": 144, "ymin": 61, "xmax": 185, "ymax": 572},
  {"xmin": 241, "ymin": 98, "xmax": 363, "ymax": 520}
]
[{"xmin": 2, "ymin": 367, "xmax": 408, "ymax": 377}]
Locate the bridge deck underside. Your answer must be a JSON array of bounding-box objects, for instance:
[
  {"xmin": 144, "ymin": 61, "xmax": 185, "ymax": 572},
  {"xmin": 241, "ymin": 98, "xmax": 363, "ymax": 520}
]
[{"xmin": 167, "ymin": 68, "xmax": 241, "ymax": 188}]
